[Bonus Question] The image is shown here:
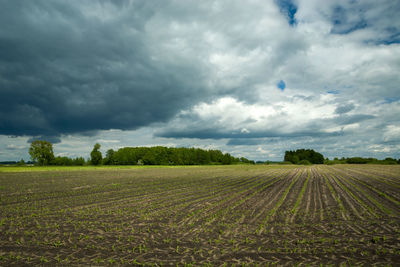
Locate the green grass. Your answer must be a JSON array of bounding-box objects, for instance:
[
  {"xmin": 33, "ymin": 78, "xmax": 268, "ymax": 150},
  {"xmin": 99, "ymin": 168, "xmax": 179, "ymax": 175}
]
[
  {"xmin": 0, "ymin": 165, "xmax": 216, "ymax": 172},
  {"xmin": 0, "ymin": 164, "xmax": 296, "ymax": 172}
]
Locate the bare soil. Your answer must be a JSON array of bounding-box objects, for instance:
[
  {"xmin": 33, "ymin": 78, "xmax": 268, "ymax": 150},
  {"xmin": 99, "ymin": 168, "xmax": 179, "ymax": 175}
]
[{"xmin": 0, "ymin": 165, "xmax": 399, "ymax": 265}]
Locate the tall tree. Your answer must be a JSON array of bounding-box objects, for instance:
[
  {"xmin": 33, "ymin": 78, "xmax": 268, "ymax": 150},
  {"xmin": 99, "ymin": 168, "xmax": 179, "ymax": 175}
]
[
  {"xmin": 90, "ymin": 143, "xmax": 102, "ymax": 165},
  {"xmin": 103, "ymin": 149, "xmax": 115, "ymax": 165},
  {"xmin": 29, "ymin": 140, "xmax": 55, "ymax": 166}
]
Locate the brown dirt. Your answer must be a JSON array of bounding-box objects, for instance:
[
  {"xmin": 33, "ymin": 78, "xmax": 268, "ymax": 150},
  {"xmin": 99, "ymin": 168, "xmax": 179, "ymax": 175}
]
[{"xmin": 0, "ymin": 165, "xmax": 399, "ymax": 265}]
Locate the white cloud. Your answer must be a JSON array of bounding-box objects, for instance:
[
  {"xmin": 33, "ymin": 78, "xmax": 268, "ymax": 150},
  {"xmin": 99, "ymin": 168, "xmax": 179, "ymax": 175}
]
[
  {"xmin": 6, "ymin": 144, "xmax": 27, "ymax": 150},
  {"xmin": 159, "ymin": 94, "xmax": 340, "ymax": 138},
  {"xmin": 96, "ymin": 139, "xmax": 120, "ymax": 144},
  {"xmin": 384, "ymin": 125, "xmax": 400, "ymax": 142},
  {"xmin": 368, "ymin": 144, "xmax": 392, "ymax": 153}
]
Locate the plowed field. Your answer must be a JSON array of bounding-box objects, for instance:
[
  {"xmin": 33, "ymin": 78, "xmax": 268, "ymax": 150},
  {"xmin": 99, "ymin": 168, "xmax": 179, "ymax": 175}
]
[{"xmin": 1, "ymin": 165, "xmax": 399, "ymax": 265}]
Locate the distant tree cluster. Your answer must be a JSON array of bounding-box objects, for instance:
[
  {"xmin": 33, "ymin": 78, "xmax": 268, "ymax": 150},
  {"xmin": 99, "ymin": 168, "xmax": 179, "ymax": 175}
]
[
  {"xmin": 0, "ymin": 160, "xmax": 35, "ymax": 166},
  {"xmin": 27, "ymin": 141, "xmax": 252, "ymax": 166},
  {"xmin": 103, "ymin": 146, "xmax": 249, "ymax": 165},
  {"xmin": 325, "ymin": 157, "xmax": 399, "ymax": 165},
  {"xmin": 51, "ymin": 156, "xmax": 86, "ymax": 166},
  {"xmin": 284, "ymin": 149, "xmax": 324, "ymax": 164},
  {"xmin": 240, "ymin": 157, "xmax": 256, "ymax": 164}
]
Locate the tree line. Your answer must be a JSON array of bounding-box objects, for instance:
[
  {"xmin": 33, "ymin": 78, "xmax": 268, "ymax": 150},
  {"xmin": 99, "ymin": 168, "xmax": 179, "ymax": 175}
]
[
  {"xmin": 22, "ymin": 141, "xmax": 400, "ymax": 166},
  {"xmin": 325, "ymin": 157, "xmax": 399, "ymax": 165},
  {"xmin": 28, "ymin": 140, "xmax": 254, "ymax": 166},
  {"xmin": 283, "ymin": 148, "xmax": 399, "ymax": 165},
  {"xmin": 284, "ymin": 149, "xmax": 324, "ymax": 164},
  {"xmin": 101, "ymin": 146, "xmax": 250, "ymax": 165}
]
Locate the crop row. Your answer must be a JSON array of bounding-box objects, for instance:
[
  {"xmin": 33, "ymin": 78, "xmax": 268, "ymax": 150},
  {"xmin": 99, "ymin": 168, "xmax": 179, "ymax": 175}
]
[{"xmin": 0, "ymin": 165, "xmax": 399, "ymax": 265}]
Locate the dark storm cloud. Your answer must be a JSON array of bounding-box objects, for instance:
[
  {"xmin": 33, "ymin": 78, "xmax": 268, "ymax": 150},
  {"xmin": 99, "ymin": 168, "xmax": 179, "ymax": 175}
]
[
  {"xmin": 0, "ymin": 1, "xmax": 209, "ymax": 138},
  {"xmin": 27, "ymin": 136, "xmax": 62, "ymax": 144}
]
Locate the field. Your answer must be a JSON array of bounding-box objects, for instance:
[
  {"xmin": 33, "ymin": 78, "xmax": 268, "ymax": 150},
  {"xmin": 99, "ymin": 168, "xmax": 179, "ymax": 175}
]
[{"xmin": 0, "ymin": 165, "xmax": 399, "ymax": 265}]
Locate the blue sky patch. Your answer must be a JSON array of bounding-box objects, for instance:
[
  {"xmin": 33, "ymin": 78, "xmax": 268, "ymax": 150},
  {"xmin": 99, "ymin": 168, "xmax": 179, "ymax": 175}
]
[
  {"xmin": 330, "ymin": 5, "xmax": 368, "ymax": 35},
  {"xmin": 384, "ymin": 97, "xmax": 399, "ymax": 103},
  {"xmin": 327, "ymin": 90, "xmax": 340, "ymax": 95},
  {"xmin": 373, "ymin": 32, "xmax": 400, "ymax": 45},
  {"xmin": 275, "ymin": 0, "xmax": 297, "ymax": 26},
  {"xmin": 277, "ymin": 80, "xmax": 286, "ymax": 91}
]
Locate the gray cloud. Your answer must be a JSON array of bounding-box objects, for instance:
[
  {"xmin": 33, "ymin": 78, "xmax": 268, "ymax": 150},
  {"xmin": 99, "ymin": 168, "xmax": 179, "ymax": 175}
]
[
  {"xmin": 154, "ymin": 95, "xmax": 376, "ymax": 142},
  {"xmin": 333, "ymin": 114, "xmax": 375, "ymax": 125},
  {"xmin": 157, "ymin": 127, "xmax": 342, "ymax": 140},
  {"xmin": 335, "ymin": 103, "xmax": 355, "ymax": 114},
  {"xmin": 5, "ymin": 144, "xmax": 27, "ymax": 151},
  {"xmin": 227, "ymin": 138, "xmax": 265, "ymax": 146}
]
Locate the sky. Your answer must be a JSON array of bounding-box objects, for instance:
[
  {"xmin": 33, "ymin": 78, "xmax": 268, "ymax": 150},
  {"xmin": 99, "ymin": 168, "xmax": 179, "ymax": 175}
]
[{"xmin": 1, "ymin": 0, "xmax": 400, "ymax": 162}]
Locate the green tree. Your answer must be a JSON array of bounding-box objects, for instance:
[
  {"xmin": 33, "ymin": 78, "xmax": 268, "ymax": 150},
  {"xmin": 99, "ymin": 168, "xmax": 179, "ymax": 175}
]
[
  {"xmin": 105, "ymin": 146, "xmax": 244, "ymax": 166},
  {"xmin": 90, "ymin": 143, "xmax": 102, "ymax": 165},
  {"xmin": 103, "ymin": 149, "xmax": 115, "ymax": 165},
  {"xmin": 72, "ymin": 157, "xmax": 85, "ymax": 166},
  {"xmin": 53, "ymin": 156, "xmax": 73, "ymax": 166},
  {"xmin": 221, "ymin": 153, "xmax": 233, "ymax": 164},
  {"xmin": 284, "ymin": 149, "xmax": 324, "ymax": 164},
  {"xmin": 29, "ymin": 140, "xmax": 55, "ymax": 166},
  {"xmin": 298, "ymin": 159, "xmax": 312, "ymax": 165},
  {"xmin": 16, "ymin": 159, "xmax": 25, "ymax": 166}
]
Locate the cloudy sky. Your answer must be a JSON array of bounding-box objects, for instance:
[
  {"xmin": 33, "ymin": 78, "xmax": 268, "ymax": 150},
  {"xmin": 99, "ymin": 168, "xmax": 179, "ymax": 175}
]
[{"xmin": 1, "ymin": 0, "xmax": 399, "ymax": 162}]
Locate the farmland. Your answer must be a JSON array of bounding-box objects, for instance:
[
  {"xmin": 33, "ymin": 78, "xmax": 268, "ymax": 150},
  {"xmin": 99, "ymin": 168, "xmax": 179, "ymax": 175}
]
[{"xmin": 0, "ymin": 165, "xmax": 399, "ymax": 265}]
